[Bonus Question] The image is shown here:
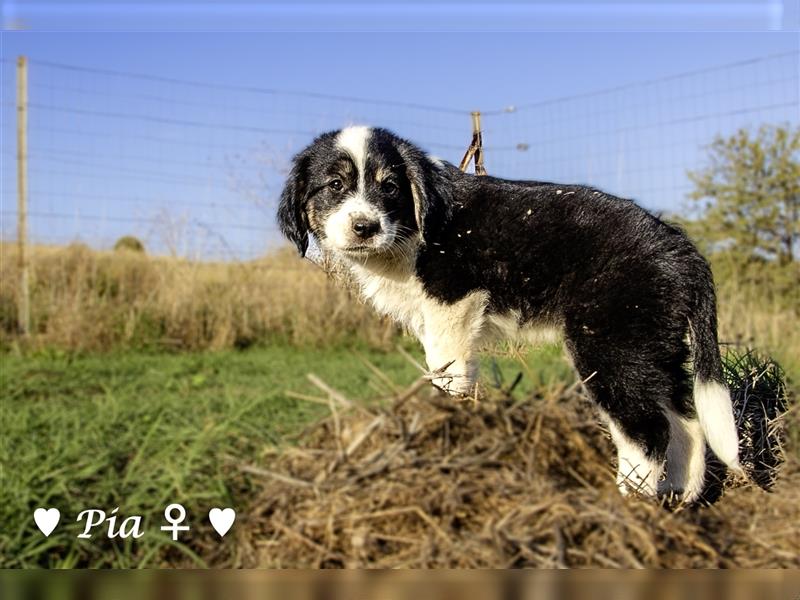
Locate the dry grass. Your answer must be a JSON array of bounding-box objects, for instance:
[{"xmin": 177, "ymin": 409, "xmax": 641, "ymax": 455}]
[
  {"xmin": 237, "ymin": 371, "xmax": 798, "ymax": 568},
  {"xmin": 0, "ymin": 243, "xmax": 394, "ymax": 351},
  {"xmin": 2, "ymin": 244, "xmax": 798, "ymax": 373},
  {"xmin": 715, "ymin": 275, "xmax": 800, "ymax": 382}
]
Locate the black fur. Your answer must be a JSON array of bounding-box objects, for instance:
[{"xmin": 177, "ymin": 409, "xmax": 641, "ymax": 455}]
[
  {"xmin": 415, "ymin": 171, "xmax": 715, "ymax": 458},
  {"xmin": 277, "ymin": 148, "xmax": 313, "ymax": 256},
  {"xmin": 278, "ymin": 127, "xmax": 726, "ymax": 470}
]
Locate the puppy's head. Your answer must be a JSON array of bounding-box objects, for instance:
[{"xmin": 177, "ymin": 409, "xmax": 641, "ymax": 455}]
[{"xmin": 277, "ymin": 126, "xmax": 449, "ymax": 261}]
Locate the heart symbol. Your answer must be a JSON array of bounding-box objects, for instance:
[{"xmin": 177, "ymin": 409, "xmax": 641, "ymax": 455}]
[
  {"xmin": 34, "ymin": 508, "xmax": 61, "ymax": 537},
  {"xmin": 208, "ymin": 508, "xmax": 235, "ymax": 537}
]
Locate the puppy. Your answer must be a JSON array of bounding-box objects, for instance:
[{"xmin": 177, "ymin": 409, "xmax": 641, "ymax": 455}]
[{"xmin": 277, "ymin": 126, "xmax": 741, "ymax": 503}]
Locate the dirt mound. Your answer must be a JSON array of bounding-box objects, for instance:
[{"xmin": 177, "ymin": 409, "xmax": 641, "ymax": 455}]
[{"xmin": 238, "ymin": 364, "xmax": 798, "ymax": 568}]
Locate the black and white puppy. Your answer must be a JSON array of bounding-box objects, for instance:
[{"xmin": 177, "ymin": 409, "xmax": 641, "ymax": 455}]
[{"xmin": 277, "ymin": 126, "xmax": 741, "ymax": 503}]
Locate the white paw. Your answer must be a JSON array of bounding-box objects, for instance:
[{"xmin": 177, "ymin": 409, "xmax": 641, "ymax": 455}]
[{"xmin": 430, "ymin": 373, "xmax": 475, "ymax": 396}]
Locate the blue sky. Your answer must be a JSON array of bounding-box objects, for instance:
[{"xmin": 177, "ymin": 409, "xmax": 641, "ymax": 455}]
[
  {"xmin": 3, "ymin": 31, "xmax": 798, "ymax": 113},
  {"xmin": 3, "ymin": 1, "xmax": 799, "ymax": 31},
  {"xmin": 1, "ymin": 24, "xmax": 798, "ymax": 258}
]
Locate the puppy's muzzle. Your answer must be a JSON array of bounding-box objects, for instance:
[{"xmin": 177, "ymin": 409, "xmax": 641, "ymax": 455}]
[{"xmin": 351, "ymin": 214, "xmax": 382, "ymax": 240}]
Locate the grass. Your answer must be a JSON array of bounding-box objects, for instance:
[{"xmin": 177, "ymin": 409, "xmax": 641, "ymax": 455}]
[
  {"xmin": 0, "ymin": 341, "xmax": 571, "ymax": 568},
  {"xmin": 0, "ymin": 243, "xmax": 394, "ymax": 352},
  {"xmin": 1, "ymin": 242, "xmax": 796, "ymax": 566},
  {"xmin": 2, "ymin": 243, "xmax": 798, "ymax": 385}
]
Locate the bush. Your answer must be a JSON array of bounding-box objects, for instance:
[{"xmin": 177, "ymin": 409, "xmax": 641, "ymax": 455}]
[{"xmin": 113, "ymin": 235, "xmax": 146, "ymax": 254}]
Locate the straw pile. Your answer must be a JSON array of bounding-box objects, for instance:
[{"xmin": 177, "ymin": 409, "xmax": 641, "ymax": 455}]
[{"xmin": 241, "ymin": 353, "xmax": 798, "ymax": 568}]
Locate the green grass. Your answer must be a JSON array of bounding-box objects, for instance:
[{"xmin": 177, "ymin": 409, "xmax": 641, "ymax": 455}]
[{"xmin": 0, "ymin": 341, "xmax": 572, "ymax": 568}]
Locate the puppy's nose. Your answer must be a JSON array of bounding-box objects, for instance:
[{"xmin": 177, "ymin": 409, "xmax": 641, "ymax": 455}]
[{"xmin": 351, "ymin": 215, "xmax": 381, "ymax": 239}]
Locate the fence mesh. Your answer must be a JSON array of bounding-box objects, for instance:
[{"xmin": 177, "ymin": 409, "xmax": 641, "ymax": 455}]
[{"xmin": 1, "ymin": 51, "xmax": 798, "ymax": 260}]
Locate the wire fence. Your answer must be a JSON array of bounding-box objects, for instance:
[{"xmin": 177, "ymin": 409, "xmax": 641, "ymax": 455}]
[{"xmin": 1, "ymin": 51, "xmax": 798, "ymax": 261}]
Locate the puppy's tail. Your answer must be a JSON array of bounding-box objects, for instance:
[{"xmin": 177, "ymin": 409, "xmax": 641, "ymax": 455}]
[{"xmin": 689, "ymin": 277, "xmax": 742, "ymax": 474}]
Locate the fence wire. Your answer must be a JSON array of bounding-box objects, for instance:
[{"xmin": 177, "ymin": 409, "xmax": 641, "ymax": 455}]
[{"xmin": 1, "ymin": 51, "xmax": 798, "ymax": 261}]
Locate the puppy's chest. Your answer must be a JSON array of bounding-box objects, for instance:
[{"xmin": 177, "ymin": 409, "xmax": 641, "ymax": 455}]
[{"xmin": 352, "ymin": 270, "xmax": 430, "ymax": 334}]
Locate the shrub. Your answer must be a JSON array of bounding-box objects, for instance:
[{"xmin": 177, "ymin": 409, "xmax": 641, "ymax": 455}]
[{"xmin": 113, "ymin": 235, "xmax": 146, "ymax": 254}]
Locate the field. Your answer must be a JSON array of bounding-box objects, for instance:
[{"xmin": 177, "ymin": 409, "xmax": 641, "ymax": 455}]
[
  {"xmin": 1, "ymin": 243, "xmax": 798, "ymax": 379},
  {"xmin": 0, "ymin": 244, "xmax": 797, "ymax": 567},
  {"xmin": 0, "ymin": 342, "xmax": 571, "ymax": 567}
]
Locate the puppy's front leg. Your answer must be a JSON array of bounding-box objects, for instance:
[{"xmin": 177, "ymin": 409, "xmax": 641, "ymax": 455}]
[
  {"xmin": 420, "ymin": 292, "xmax": 487, "ymax": 396},
  {"xmin": 423, "ymin": 337, "xmax": 477, "ymax": 395}
]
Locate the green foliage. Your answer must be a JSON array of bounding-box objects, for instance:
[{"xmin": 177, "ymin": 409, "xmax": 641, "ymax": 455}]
[
  {"xmin": 685, "ymin": 124, "xmax": 799, "ymax": 266},
  {"xmin": 113, "ymin": 236, "xmax": 146, "ymax": 254}
]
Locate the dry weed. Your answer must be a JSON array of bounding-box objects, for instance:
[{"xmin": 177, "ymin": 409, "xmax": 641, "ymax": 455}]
[{"xmin": 239, "ymin": 368, "xmax": 797, "ymax": 568}]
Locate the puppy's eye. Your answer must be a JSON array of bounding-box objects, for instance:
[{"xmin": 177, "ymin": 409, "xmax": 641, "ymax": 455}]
[
  {"xmin": 381, "ymin": 180, "xmax": 399, "ymax": 195},
  {"xmin": 329, "ymin": 179, "xmax": 343, "ymax": 192}
]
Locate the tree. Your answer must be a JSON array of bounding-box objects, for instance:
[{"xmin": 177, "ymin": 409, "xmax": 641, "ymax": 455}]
[{"xmin": 686, "ymin": 125, "xmax": 799, "ymax": 266}]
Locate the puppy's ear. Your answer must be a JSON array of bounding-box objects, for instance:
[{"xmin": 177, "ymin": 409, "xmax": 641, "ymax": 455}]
[
  {"xmin": 399, "ymin": 145, "xmax": 452, "ymax": 242},
  {"xmin": 278, "ymin": 153, "xmax": 312, "ymax": 256}
]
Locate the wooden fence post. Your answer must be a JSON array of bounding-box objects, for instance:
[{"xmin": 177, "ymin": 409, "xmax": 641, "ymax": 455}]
[
  {"xmin": 458, "ymin": 111, "xmax": 487, "ymax": 176},
  {"xmin": 17, "ymin": 55, "xmax": 30, "ymax": 336}
]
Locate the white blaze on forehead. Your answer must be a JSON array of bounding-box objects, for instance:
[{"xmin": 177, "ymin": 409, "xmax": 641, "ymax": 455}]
[{"xmin": 336, "ymin": 126, "xmax": 371, "ymax": 190}]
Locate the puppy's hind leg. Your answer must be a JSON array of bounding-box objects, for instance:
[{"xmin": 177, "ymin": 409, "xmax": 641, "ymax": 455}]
[
  {"xmin": 607, "ymin": 419, "xmax": 665, "ymax": 498},
  {"xmin": 568, "ymin": 336, "xmax": 669, "ymax": 499},
  {"xmin": 660, "ymin": 409, "xmax": 706, "ymax": 504}
]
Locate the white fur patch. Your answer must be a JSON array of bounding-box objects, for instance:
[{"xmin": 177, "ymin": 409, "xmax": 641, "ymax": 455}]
[
  {"xmin": 662, "ymin": 410, "xmax": 706, "ymax": 503},
  {"xmin": 350, "ymin": 264, "xmax": 427, "ymax": 335},
  {"xmin": 607, "ymin": 420, "xmax": 662, "ymax": 498},
  {"xmin": 426, "ymin": 154, "xmax": 445, "ymax": 168},
  {"xmin": 484, "ymin": 311, "xmax": 522, "ymax": 341},
  {"xmin": 337, "ymin": 126, "xmax": 370, "ymax": 185},
  {"xmin": 694, "ymin": 379, "xmax": 741, "ymax": 472},
  {"xmin": 483, "ymin": 311, "xmax": 561, "ymax": 346},
  {"xmin": 349, "ymin": 262, "xmax": 486, "ymax": 395},
  {"xmin": 521, "ymin": 324, "xmax": 561, "ymax": 346},
  {"xmin": 421, "ymin": 291, "xmax": 488, "ymax": 394}
]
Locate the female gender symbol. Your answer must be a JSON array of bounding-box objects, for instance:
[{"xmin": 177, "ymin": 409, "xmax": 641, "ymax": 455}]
[{"xmin": 160, "ymin": 503, "xmax": 190, "ymax": 540}]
